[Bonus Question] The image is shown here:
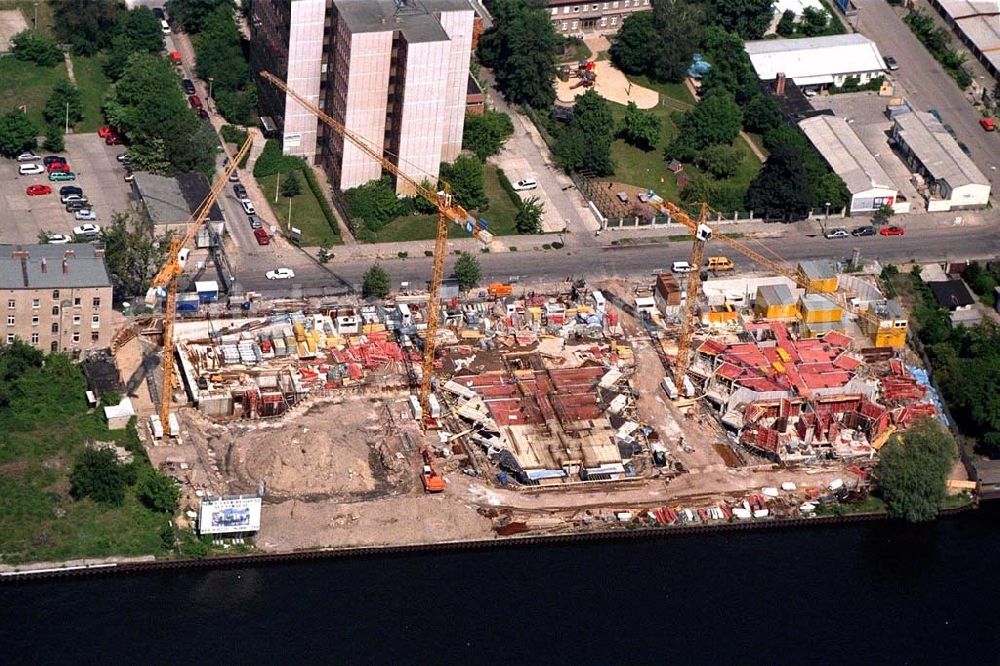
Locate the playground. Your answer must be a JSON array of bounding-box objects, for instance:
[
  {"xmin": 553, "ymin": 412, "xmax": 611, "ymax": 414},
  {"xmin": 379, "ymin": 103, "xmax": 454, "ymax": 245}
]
[{"xmin": 555, "ymin": 60, "xmax": 659, "ymax": 109}]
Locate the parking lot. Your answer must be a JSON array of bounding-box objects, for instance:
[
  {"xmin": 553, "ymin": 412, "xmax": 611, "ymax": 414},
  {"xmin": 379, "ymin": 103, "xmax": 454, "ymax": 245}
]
[{"xmin": 0, "ymin": 133, "xmax": 133, "ymax": 243}]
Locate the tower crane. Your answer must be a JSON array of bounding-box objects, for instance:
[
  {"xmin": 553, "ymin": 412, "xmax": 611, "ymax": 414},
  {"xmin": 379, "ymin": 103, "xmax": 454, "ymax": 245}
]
[
  {"xmin": 147, "ymin": 136, "xmax": 255, "ymax": 427},
  {"xmin": 660, "ymin": 200, "xmax": 893, "ymax": 391},
  {"xmin": 258, "ymin": 71, "xmax": 494, "ymax": 418}
]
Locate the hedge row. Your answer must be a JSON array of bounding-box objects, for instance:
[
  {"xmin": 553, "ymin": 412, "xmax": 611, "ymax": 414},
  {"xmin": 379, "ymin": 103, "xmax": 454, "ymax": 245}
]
[{"xmin": 301, "ymin": 165, "xmax": 340, "ymax": 239}]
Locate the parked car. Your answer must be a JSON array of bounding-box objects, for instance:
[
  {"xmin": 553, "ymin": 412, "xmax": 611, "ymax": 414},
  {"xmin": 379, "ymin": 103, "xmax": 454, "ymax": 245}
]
[
  {"xmin": 228, "ymin": 170, "xmax": 240, "ymax": 183},
  {"xmin": 49, "ymin": 171, "xmax": 76, "ymax": 182},
  {"xmin": 47, "ymin": 161, "xmax": 70, "ymax": 173},
  {"xmin": 512, "ymin": 178, "xmax": 537, "ymax": 191},
  {"xmin": 671, "ymin": 261, "xmax": 695, "ymax": 274},
  {"xmin": 943, "ymin": 124, "xmax": 956, "ymax": 137},
  {"xmin": 65, "ymin": 201, "xmax": 90, "ymax": 212},
  {"xmin": 42, "ymin": 155, "xmax": 66, "ymax": 167},
  {"xmin": 182, "ymin": 78, "xmax": 196, "ymax": 95},
  {"xmin": 248, "ymin": 215, "xmax": 263, "ymax": 230},
  {"xmin": 851, "ymin": 225, "xmax": 876, "ymax": 237},
  {"xmin": 116, "ymin": 153, "xmax": 130, "ymax": 164},
  {"xmin": 72, "ymin": 223, "xmax": 101, "ymax": 236},
  {"xmin": 880, "ymin": 225, "xmax": 905, "ymax": 236},
  {"xmin": 16, "ymin": 151, "xmax": 40, "ymax": 162},
  {"xmin": 929, "ymin": 109, "xmax": 943, "ymax": 123},
  {"xmin": 59, "ymin": 185, "xmax": 83, "ymax": 197},
  {"xmin": 75, "ymin": 209, "xmax": 98, "ymax": 222},
  {"xmin": 233, "ymin": 183, "xmax": 248, "ymax": 199},
  {"xmin": 26, "ymin": 184, "xmax": 52, "ymax": 196},
  {"xmin": 105, "ymin": 132, "xmax": 123, "ymax": 145},
  {"xmin": 98, "ymin": 126, "xmax": 116, "ymax": 138},
  {"xmin": 254, "ymin": 228, "xmax": 271, "ymax": 245},
  {"xmin": 46, "ymin": 234, "xmax": 72, "ymax": 244},
  {"xmin": 824, "ymin": 228, "xmax": 849, "ymax": 239},
  {"xmin": 884, "ymin": 55, "xmax": 899, "ymax": 71},
  {"xmin": 160, "ymin": 19, "xmax": 170, "ymax": 34},
  {"xmin": 19, "ymin": 163, "xmax": 45, "ymax": 175},
  {"xmin": 60, "ymin": 193, "xmax": 87, "ymax": 204},
  {"xmin": 980, "ymin": 117, "xmax": 996, "ymax": 132},
  {"xmin": 188, "ymin": 94, "xmax": 203, "ymax": 109},
  {"xmin": 197, "ymin": 108, "xmax": 209, "ymax": 120},
  {"xmin": 265, "ymin": 268, "xmax": 295, "ymax": 280},
  {"xmin": 240, "ymin": 199, "xmax": 256, "ymax": 215}
]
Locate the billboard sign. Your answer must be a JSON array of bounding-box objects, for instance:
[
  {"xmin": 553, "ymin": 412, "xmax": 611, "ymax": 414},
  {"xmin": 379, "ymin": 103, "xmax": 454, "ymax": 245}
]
[{"xmin": 198, "ymin": 496, "xmax": 262, "ymax": 534}]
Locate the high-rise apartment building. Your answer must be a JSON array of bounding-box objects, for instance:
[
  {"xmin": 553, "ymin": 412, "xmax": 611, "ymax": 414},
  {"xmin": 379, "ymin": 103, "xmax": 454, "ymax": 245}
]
[
  {"xmin": 250, "ymin": 0, "xmax": 476, "ymax": 195},
  {"xmin": 1, "ymin": 245, "xmax": 114, "ymax": 355}
]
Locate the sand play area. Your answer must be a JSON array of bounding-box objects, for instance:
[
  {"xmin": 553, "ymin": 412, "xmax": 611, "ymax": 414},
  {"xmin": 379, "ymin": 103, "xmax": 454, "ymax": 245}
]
[{"xmin": 555, "ymin": 61, "xmax": 659, "ymax": 109}]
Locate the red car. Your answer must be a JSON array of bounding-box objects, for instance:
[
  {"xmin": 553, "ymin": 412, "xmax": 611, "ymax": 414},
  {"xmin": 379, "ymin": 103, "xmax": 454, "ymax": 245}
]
[
  {"xmin": 254, "ymin": 228, "xmax": 271, "ymax": 245},
  {"xmin": 26, "ymin": 184, "xmax": 52, "ymax": 196},
  {"xmin": 98, "ymin": 126, "xmax": 114, "ymax": 138},
  {"xmin": 105, "ymin": 132, "xmax": 123, "ymax": 145},
  {"xmin": 879, "ymin": 225, "xmax": 905, "ymax": 236},
  {"xmin": 188, "ymin": 94, "xmax": 203, "ymax": 109},
  {"xmin": 47, "ymin": 161, "xmax": 70, "ymax": 173},
  {"xmin": 980, "ymin": 118, "xmax": 996, "ymax": 132}
]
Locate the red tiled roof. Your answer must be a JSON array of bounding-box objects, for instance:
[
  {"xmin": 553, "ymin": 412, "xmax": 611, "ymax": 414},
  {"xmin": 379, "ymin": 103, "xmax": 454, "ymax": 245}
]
[
  {"xmin": 822, "ymin": 330, "xmax": 853, "ymax": 348},
  {"xmin": 834, "ymin": 354, "xmax": 861, "ymax": 371},
  {"xmin": 715, "ymin": 362, "xmax": 744, "ymax": 380}
]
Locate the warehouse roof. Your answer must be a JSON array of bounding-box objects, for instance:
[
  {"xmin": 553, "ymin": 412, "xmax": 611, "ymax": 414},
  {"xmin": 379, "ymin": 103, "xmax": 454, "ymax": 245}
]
[
  {"xmin": 0, "ymin": 244, "xmax": 111, "ymax": 289},
  {"xmin": 745, "ymin": 34, "xmax": 885, "ymax": 83},
  {"xmin": 133, "ymin": 172, "xmax": 223, "ymax": 227},
  {"xmin": 934, "ymin": 0, "xmax": 1000, "ymax": 76},
  {"xmin": 893, "ymin": 111, "xmax": 989, "ymax": 190},
  {"xmin": 799, "ymin": 115, "xmax": 895, "ymax": 194},
  {"xmin": 334, "ymin": 0, "xmax": 473, "ymax": 43}
]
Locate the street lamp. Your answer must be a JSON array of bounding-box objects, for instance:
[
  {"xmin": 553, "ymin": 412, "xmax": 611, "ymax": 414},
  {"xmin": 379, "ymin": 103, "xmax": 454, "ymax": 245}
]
[
  {"xmin": 208, "ymin": 77, "xmax": 214, "ymax": 100},
  {"xmin": 824, "ymin": 201, "xmax": 831, "ymax": 222}
]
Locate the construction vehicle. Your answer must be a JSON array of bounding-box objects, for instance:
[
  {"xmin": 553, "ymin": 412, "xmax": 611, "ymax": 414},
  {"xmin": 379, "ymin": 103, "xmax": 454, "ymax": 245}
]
[
  {"xmin": 147, "ymin": 136, "xmax": 254, "ymax": 428},
  {"xmin": 488, "ymin": 282, "xmax": 513, "ymax": 298},
  {"xmin": 421, "ymin": 450, "xmax": 446, "ymax": 493},
  {"xmin": 659, "ymin": 200, "xmax": 898, "ymax": 391}
]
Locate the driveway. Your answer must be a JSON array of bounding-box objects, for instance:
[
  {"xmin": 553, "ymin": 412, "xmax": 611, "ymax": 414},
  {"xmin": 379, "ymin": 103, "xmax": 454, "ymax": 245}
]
[{"xmin": 852, "ymin": 0, "xmax": 1000, "ymax": 191}]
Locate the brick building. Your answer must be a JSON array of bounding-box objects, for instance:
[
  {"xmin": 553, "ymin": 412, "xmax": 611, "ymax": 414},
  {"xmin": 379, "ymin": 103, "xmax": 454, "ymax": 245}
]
[{"xmin": 546, "ymin": 0, "xmax": 650, "ymax": 35}]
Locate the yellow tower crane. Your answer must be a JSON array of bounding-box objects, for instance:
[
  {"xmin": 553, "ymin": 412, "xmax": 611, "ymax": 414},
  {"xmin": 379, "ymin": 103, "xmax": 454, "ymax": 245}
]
[
  {"xmin": 259, "ymin": 71, "xmax": 494, "ymax": 417},
  {"xmin": 148, "ymin": 137, "xmax": 255, "ymax": 427},
  {"xmin": 659, "ymin": 201, "xmax": 897, "ymax": 391}
]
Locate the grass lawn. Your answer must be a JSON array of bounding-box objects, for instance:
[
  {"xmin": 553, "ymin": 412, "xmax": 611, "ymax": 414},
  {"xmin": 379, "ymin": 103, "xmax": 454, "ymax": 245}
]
[
  {"xmin": 371, "ymin": 164, "xmax": 521, "ymax": 243},
  {"xmin": 627, "ymin": 74, "xmax": 696, "ymax": 108},
  {"xmin": 71, "ymin": 55, "xmax": 109, "ymax": 133},
  {"xmin": 0, "ymin": 56, "xmax": 69, "ymax": 130},
  {"xmin": 558, "ymin": 38, "xmax": 592, "ymax": 64},
  {"xmin": 257, "ymin": 171, "xmax": 341, "ymax": 247}
]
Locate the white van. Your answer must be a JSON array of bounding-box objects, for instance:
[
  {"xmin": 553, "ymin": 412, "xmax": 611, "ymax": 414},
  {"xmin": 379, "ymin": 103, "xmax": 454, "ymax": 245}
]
[
  {"xmin": 513, "ymin": 177, "xmax": 537, "ymax": 191},
  {"xmin": 671, "ymin": 261, "xmax": 695, "ymax": 274},
  {"xmin": 160, "ymin": 19, "xmax": 171, "ymax": 34}
]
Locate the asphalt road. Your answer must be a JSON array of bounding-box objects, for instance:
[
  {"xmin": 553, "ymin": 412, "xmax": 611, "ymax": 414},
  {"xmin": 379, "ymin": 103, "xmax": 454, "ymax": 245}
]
[
  {"xmin": 853, "ymin": 0, "xmax": 1000, "ymax": 189},
  {"xmin": 235, "ymin": 223, "xmax": 1000, "ymax": 295}
]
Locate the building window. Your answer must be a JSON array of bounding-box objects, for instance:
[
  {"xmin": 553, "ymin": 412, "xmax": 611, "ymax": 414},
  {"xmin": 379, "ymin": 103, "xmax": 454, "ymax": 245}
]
[
  {"xmin": 91, "ymin": 331, "xmax": 100, "ymax": 343},
  {"xmin": 92, "ymin": 297, "xmax": 100, "ymax": 308},
  {"xmin": 551, "ymin": 7, "xmax": 557, "ymax": 14},
  {"xmin": 643, "ymin": 0, "xmax": 649, "ymax": 4},
  {"xmin": 563, "ymin": 6, "xmax": 569, "ymax": 13},
  {"xmin": 561, "ymin": 21, "xmax": 567, "ymax": 30},
  {"xmin": 52, "ymin": 290, "xmax": 59, "ymax": 299},
  {"xmin": 91, "ymin": 315, "xmax": 100, "ymax": 327},
  {"xmin": 72, "ymin": 331, "xmax": 80, "ymax": 343},
  {"xmin": 6, "ymin": 334, "xmax": 14, "ymax": 344},
  {"xmin": 612, "ymin": 0, "xmax": 619, "ymax": 7},
  {"xmin": 30, "ymin": 333, "xmax": 38, "ymax": 345},
  {"xmin": 32, "ymin": 315, "xmax": 39, "ymax": 326},
  {"xmin": 51, "ymin": 306, "xmax": 59, "ymax": 316},
  {"xmin": 6, "ymin": 300, "xmax": 14, "ymax": 309},
  {"xmin": 601, "ymin": 16, "xmax": 607, "ymax": 26},
  {"xmin": 571, "ymin": 20, "xmax": 578, "ymax": 28},
  {"xmin": 603, "ymin": 1, "xmax": 609, "ymax": 7},
  {"xmin": 51, "ymin": 323, "xmax": 58, "ymax": 334},
  {"xmin": 73, "ymin": 297, "xmax": 81, "ymax": 306},
  {"xmin": 624, "ymin": 0, "xmax": 630, "ymax": 7},
  {"xmin": 611, "ymin": 15, "xmax": 617, "ymax": 24},
  {"xmin": 50, "ymin": 341, "xmax": 58, "ymax": 352},
  {"xmin": 573, "ymin": 5, "xmax": 580, "ymax": 12},
  {"xmin": 73, "ymin": 314, "xmax": 81, "ymax": 325},
  {"xmin": 592, "ymin": 3, "xmax": 598, "ymax": 8},
  {"xmin": 33, "ymin": 299, "xmax": 40, "ymax": 308},
  {"xmin": 6, "ymin": 315, "xmax": 13, "ymax": 326}
]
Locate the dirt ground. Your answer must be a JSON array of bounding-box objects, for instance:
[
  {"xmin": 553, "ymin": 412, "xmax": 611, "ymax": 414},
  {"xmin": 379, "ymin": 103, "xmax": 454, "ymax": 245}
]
[
  {"xmin": 555, "ymin": 61, "xmax": 659, "ymax": 109},
  {"xmin": 0, "ymin": 10, "xmax": 27, "ymax": 53}
]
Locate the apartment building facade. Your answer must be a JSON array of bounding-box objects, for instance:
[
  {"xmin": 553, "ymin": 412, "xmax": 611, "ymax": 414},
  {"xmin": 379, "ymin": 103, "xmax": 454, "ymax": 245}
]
[
  {"xmin": 546, "ymin": 0, "xmax": 650, "ymax": 36},
  {"xmin": 1, "ymin": 245, "xmax": 114, "ymax": 355},
  {"xmin": 249, "ymin": 0, "xmax": 475, "ymax": 196}
]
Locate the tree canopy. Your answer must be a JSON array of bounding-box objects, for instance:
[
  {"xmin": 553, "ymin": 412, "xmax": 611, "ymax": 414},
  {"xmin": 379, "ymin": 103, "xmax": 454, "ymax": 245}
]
[
  {"xmin": 70, "ymin": 448, "xmax": 132, "ymax": 507},
  {"xmin": 478, "ymin": 0, "xmax": 560, "ymax": 109},
  {"xmin": 704, "ymin": 0, "xmax": 774, "ymax": 40},
  {"xmin": 53, "ymin": 0, "xmax": 122, "ymax": 56},
  {"xmin": 441, "ymin": 155, "xmax": 487, "ymax": 210},
  {"xmin": 165, "ymin": 0, "xmax": 233, "ymax": 33},
  {"xmin": 0, "ymin": 111, "xmax": 38, "ymax": 158},
  {"xmin": 102, "ymin": 213, "xmax": 168, "ymax": 300},
  {"xmin": 554, "ymin": 89, "xmax": 615, "ymax": 175},
  {"xmin": 44, "ymin": 80, "xmax": 84, "ymax": 128},
  {"xmin": 515, "ymin": 196, "xmax": 544, "ymax": 234},
  {"xmin": 453, "ymin": 252, "xmax": 482, "ymax": 290},
  {"xmin": 618, "ymin": 102, "xmax": 661, "ymax": 151},
  {"xmin": 345, "ymin": 177, "xmax": 402, "ymax": 233},
  {"xmin": 877, "ymin": 420, "xmax": 956, "ymax": 522},
  {"xmin": 137, "ymin": 469, "xmax": 181, "ymax": 514},
  {"xmin": 11, "ymin": 30, "xmax": 63, "ymax": 67},
  {"xmin": 462, "ymin": 109, "xmax": 515, "ymax": 161},
  {"xmin": 666, "ymin": 89, "xmax": 742, "ymax": 160},
  {"xmin": 745, "ymin": 144, "xmax": 814, "ymax": 220},
  {"xmin": 610, "ymin": 0, "xmax": 705, "ymax": 83},
  {"xmin": 363, "ymin": 264, "xmax": 391, "ymax": 299}
]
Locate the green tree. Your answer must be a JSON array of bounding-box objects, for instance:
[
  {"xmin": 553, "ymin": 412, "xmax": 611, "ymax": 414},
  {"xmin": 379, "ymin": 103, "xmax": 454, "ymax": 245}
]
[
  {"xmin": 414, "ymin": 179, "xmax": 439, "ymax": 214},
  {"xmin": 69, "ymin": 448, "xmax": 130, "ymax": 507},
  {"xmin": 695, "ymin": 144, "xmax": 742, "ymax": 179},
  {"xmin": 137, "ymin": 469, "xmax": 181, "ymax": 514},
  {"xmin": 120, "ymin": 6, "xmax": 165, "ymax": 53},
  {"xmin": 699, "ymin": 27, "xmax": 761, "ymax": 105},
  {"xmin": 53, "ymin": 0, "xmax": 122, "ymax": 55},
  {"xmin": 877, "ymin": 419, "xmax": 957, "ymax": 522},
  {"xmin": 441, "ymin": 155, "xmax": 487, "ymax": 210},
  {"xmin": 11, "ymin": 30, "xmax": 63, "ymax": 67},
  {"xmin": 281, "ymin": 170, "xmax": 301, "ymax": 198},
  {"xmin": 362, "ymin": 264, "xmax": 391, "ymax": 299},
  {"xmin": 555, "ymin": 89, "xmax": 615, "ymax": 175},
  {"xmin": 453, "ymin": 252, "xmax": 482, "ymax": 290},
  {"xmin": 609, "ymin": 11, "xmax": 656, "ymax": 77},
  {"xmin": 214, "ymin": 88, "xmax": 258, "ymax": 125},
  {"xmin": 745, "ymin": 144, "xmax": 814, "ymax": 220},
  {"xmin": 0, "ymin": 339, "xmax": 45, "ymax": 409},
  {"xmin": 102, "ymin": 34, "xmax": 134, "ymax": 81},
  {"xmin": 742, "ymin": 94, "xmax": 784, "ymax": 135},
  {"xmin": 776, "ymin": 9, "xmax": 796, "ymax": 36},
  {"xmin": 165, "ymin": 0, "xmax": 232, "ymax": 33},
  {"xmin": 611, "ymin": 0, "xmax": 705, "ymax": 83},
  {"xmin": 43, "ymin": 123, "xmax": 65, "ymax": 152},
  {"xmin": 705, "ymin": 0, "xmax": 774, "ymax": 39},
  {"xmin": 618, "ymin": 101, "xmax": 661, "ymax": 150},
  {"xmin": 666, "ymin": 89, "xmax": 742, "ymax": 159},
  {"xmin": 799, "ymin": 7, "xmax": 831, "ymax": 37},
  {"xmin": 478, "ymin": 0, "xmax": 560, "ymax": 109},
  {"xmin": 872, "ymin": 204, "xmax": 894, "ymax": 226},
  {"xmin": 102, "ymin": 213, "xmax": 167, "ymax": 300},
  {"xmin": 462, "ymin": 109, "xmax": 515, "ymax": 161},
  {"xmin": 44, "ymin": 80, "xmax": 84, "ymax": 128},
  {"xmin": 515, "ymin": 196, "xmax": 544, "ymax": 234},
  {"xmin": 345, "ymin": 177, "xmax": 401, "ymax": 232},
  {"xmin": 194, "ymin": 5, "xmax": 249, "ymax": 93},
  {"xmin": 0, "ymin": 111, "xmax": 38, "ymax": 158}
]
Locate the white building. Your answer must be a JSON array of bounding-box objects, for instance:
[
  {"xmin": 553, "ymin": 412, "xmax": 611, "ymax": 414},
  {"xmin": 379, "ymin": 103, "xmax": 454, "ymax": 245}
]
[
  {"xmin": 773, "ymin": 0, "xmax": 825, "ymax": 21},
  {"xmin": 891, "ymin": 111, "xmax": 991, "ymax": 211},
  {"xmin": 744, "ymin": 34, "xmax": 886, "ymax": 89},
  {"xmin": 799, "ymin": 115, "xmax": 898, "ymax": 213},
  {"xmin": 925, "ymin": 0, "xmax": 1000, "ymax": 79}
]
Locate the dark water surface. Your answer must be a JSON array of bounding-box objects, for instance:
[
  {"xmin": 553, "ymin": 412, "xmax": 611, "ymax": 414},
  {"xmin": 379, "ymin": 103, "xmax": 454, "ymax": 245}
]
[{"xmin": 2, "ymin": 504, "xmax": 999, "ymax": 664}]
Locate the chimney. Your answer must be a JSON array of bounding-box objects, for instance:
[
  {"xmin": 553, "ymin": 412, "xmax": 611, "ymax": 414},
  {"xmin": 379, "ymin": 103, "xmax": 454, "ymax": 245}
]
[
  {"xmin": 40, "ymin": 257, "xmax": 47, "ymax": 273},
  {"xmin": 775, "ymin": 72, "xmax": 786, "ymax": 96},
  {"xmin": 63, "ymin": 249, "xmax": 76, "ymax": 259},
  {"xmin": 62, "ymin": 260, "xmax": 68, "ymax": 274}
]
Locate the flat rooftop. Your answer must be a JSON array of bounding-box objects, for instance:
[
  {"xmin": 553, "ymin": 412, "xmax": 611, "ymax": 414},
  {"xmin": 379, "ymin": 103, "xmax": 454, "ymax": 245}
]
[
  {"xmin": 334, "ymin": 0, "xmax": 473, "ymax": 43},
  {"xmin": 893, "ymin": 111, "xmax": 989, "ymax": 189},
  {"xmin": 799, "ymin": 115, "xmax": 895, "ymax": 194},
  {"xmin": 745, "ymin": 34, "xmax": 885, "ymax": 84},
  {"xmin": 0, "ymin": 244, "xmax": 111, "ymax": 290}
]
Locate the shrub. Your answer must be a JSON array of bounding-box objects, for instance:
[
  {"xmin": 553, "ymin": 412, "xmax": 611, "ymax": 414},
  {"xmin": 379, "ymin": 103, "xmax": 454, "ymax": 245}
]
[
  {"xmin": 252, "ymin": 139, "xmax": 305, "ymax": 178},
  {"xmin": 69, "ymin": 448, "xmax": 131, "ymax": 507},
  {"xmin": 301, "ymin": 166, "xmax": 339, "ymax": 238},
  {"xmin": 11, "ymin": 30, "xmax": 62, "ymax": 67}
]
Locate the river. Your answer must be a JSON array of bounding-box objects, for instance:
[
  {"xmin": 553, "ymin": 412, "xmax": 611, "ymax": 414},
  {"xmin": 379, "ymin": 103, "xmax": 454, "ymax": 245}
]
[{"xmin": 2, "ymin": 504, "xmax": 999, "ymax": 664}]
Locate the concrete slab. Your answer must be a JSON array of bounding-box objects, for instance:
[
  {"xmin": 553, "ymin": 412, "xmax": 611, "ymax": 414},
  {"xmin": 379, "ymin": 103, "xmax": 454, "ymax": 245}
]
[{"xmin": 0, "ymin": 9, "xmax": 28, "ymax": 53}]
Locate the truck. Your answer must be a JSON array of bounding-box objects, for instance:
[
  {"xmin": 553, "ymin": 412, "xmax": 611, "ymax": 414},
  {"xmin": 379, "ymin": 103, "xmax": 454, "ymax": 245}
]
[
  {"xmin": 421, "ymin": 450, "xmax": 445, "ymax": 493},
  {"xmin": 488, "ymin": 283, "xmax": 513, "ymax": 298}
]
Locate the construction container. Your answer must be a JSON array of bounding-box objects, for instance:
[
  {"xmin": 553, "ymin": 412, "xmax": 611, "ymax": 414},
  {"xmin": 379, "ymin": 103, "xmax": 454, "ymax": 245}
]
[
  {"xmin": 754, "ymin": 284, "xmax": 798, "ymax": 320},
  {"xmin": 797, "ymin": 260, "xmax": 837, "ymax": 293},
  {"xmin": 799, "ymin": 294, "xmax": 843, "ymax": 324},
  {"xmin": 409, "ymin": 395, "xmax": 423, "ymax": 420},
  {"xmin": 704, "ymin": 303, "xmax": 737, "ymax": 326},
  {"xmin": 167, "ymin": 412, "xmax": 180, "ymax": 437},
  {"xmin": 176, "ymin": 294, "xmax": 200, "ymax": 313},
  {"xmin": 149, "ymin": 414, "xmax": 164, "ymax": 439},
  {"xmin": 428, "ymin": 394, "xmax": 441, "ymax": 419},
  {"xmin": 869, "ymin": 299, "xmax": 908, "ymax": 348},
  {"xmin": 194, "ymin": 280, "xmax": 219, "ymax": 302}
]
